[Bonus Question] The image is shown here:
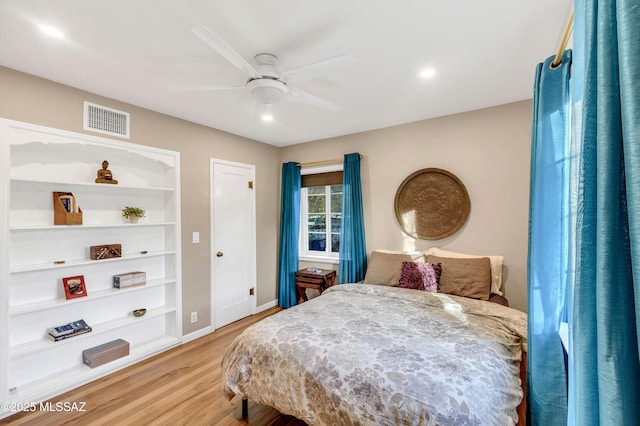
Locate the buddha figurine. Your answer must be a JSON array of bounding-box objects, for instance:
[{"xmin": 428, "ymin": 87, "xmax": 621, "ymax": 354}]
[{"xmin": 96, "ymin": 160, "xmax": 118, "ymax": 184}]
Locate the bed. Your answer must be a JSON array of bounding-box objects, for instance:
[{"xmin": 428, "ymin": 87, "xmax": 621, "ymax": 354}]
[{"xmin": 221, "ymin": 249, "xmax": 528, "ymax": 425}]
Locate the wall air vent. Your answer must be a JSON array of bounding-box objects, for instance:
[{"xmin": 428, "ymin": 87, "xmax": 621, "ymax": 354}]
[{"xmin": 83, "ymin": 101, "xmax": 130, "ymax": 139}]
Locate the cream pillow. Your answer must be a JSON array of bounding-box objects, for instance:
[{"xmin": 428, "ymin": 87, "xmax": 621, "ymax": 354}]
[
  {"xmin": 363, "ymin": 250, "xmax": 426, "ymax": 286},
  {"xmin": 424, "ymin": 247, "xmax": 504, "ymax": 295}
]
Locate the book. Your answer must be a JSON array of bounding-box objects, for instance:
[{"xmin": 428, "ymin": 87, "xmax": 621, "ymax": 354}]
[
  {"xmin": 58, "ymin": 194, "xmax": 73, "ymax": 213},
  {"xmin": 47, "ymin": 319, "xmax": 92, "ymax": 342},
  {"xmin": 113, "ymin": 271, "xmax": 146, "ymax": 289},
  {"xmin": 48, "ymin": 328, "xmax": 92, "ymax": 342}
]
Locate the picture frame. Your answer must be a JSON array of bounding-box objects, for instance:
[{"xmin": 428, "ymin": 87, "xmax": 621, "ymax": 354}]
[{"xmin": 62, "ymin": 275, "xmax": 87, "ymax": 299}]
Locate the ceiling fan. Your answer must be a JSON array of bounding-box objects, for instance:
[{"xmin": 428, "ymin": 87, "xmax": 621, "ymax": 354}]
[{"xmin": 173, "ymin": 26, "xmax": 355, "ymax": 118}]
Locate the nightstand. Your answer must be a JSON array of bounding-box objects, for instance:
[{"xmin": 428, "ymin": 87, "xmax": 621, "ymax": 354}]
[{"xmin": 295, "ymin": 268, "xmax": 337, "ymax": 303}]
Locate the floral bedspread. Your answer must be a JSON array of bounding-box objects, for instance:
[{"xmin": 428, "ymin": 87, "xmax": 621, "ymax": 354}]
[{"xmin": 221, "ymin": 284, "xmax": 527, "ymax": 425}]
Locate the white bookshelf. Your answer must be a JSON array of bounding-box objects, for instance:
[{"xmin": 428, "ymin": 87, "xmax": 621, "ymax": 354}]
[{"xmin": 0, "ymin": 119, "xmax": 182, "ymax": 418}]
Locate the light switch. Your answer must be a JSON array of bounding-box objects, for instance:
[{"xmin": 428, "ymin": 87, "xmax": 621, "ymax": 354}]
[{"xmin": 192, "ymin": 232, "xmax": 200, "ymax": 244}]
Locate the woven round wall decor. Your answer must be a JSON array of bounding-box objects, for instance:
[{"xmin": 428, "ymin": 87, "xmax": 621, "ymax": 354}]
[{"xmin": 394, "ymin": 168, "xmax": 470, "ymax": 240}]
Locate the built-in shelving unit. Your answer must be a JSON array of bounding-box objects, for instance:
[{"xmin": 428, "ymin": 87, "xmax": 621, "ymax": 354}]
[{"xmin": 0, "ymin": 119, "xmax": 182, "ymax": 418}]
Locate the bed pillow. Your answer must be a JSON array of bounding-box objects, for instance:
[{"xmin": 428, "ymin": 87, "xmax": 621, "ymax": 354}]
[
  {"xmin": 398, "ymin": 261, "xmax": 442, "ymax": 292},
  {"xmin": 425, "ymin": 247, "xmax": 504, "ymax": 295},
  {"xmin": 426, "ymin": 255, "xmax": 492, "ymax": 300},
  {"xmin": 363, "ymin": 250, "xmax": 426, "ymax": 286}
]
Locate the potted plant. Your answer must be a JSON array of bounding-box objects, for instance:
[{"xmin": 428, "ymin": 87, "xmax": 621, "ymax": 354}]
[{"xmin": 121, "ymin": 206, "xmax": 145, "ymax": 223}]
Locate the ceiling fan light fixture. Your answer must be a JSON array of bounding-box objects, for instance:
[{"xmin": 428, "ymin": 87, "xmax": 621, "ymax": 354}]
[
  {"xmin": 185, "ymin": 27, "xmax": 350, "ymax": 115},
  {"xmin": 247, "ymin": 78, "xmax": 288, "ymax": 105},
  {"xmin": 259, "ymin": 103, "xmax": 275, "ymax": 123}
]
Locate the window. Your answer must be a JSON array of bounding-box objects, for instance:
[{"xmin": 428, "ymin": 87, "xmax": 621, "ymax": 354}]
[
  {"xmin": 300, "ymin": 184, "xmax": 343, "ymax": 260},
  {"xmin": 300, "ymin": 185, "xmax": 342, "ymax": 258},
  {"xmin": 299, "ymin": 165, "xmax": 343, "ymax": 261}
]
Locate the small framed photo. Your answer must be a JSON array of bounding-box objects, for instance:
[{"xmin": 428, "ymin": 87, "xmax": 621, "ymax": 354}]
[{"xmin": 62, "ymin": 275, "xmax": 87, "ymax": 299}]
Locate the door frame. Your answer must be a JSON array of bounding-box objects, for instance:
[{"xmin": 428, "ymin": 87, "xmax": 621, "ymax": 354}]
[{"xmin": 210, "ymin": 158, "xmax": 257, "ymax": 330}]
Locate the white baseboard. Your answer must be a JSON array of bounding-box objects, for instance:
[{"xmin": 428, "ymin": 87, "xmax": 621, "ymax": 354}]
[
  {"xmin": 182, "ymin": 300, "xmax": 278, "ymax": 343},
  {"xmin": 182, "ymin": 325, "xmax": 213, "ymax": 343},
  {"xmin": 256, "ymin": 299, "xmax": 277, "ymax": 313},
  {"xmin": 182, "ymin": 301, "xmax": 277, "ymax": 342}
]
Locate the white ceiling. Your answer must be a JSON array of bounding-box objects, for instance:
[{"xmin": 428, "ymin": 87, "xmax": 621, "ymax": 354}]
[{"xmin": 0, "ymin": 0, "xmax": 572, "ymax": 147}]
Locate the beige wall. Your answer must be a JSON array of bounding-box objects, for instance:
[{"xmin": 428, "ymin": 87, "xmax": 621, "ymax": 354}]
[
  {"xmin": 0, "ymin": 66, "xmax": 280, "ymax": 334},
  {"xmin": 282, "ymin": 101, "xmax": 532, "ymax": 312},
  {"xmin": 1, "ymin": 65, "xmax": 532, "ymax": 316}
]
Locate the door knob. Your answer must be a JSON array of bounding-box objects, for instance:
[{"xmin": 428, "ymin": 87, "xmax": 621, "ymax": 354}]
[{"xmin": 216, "ymin": 251, "xmax": 223, "ymax": 257}]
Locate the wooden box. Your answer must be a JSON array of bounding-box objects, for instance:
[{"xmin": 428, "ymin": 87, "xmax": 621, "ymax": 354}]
[
  {"xmin": 53, "ymin": 192, "xmax": 83, "ymax": 225},
  {"xmin": 83, "ymin": 339, "xmax": 129, "ymax": 368},
  {"xmin": 90, "ymin": 244, "xmax": 122, "ymax": 260}
]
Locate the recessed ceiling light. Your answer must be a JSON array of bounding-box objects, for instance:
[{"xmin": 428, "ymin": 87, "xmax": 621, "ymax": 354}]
[
  {"xmin": 419, "ymin": 67, "xmax": 436, "ymax": 79},
  {"xmin": 39, "ymin": 25, "xmax": 65, "ymax": 38},
  {"xmin": 261, "ymin": 113, "xmax": 274, "ymax": 123}
]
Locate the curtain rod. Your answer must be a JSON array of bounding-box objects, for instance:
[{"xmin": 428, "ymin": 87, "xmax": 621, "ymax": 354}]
[
  {"xmin": 296, "ymin": 154, "xmax": 363, "ymax": 167},
  {"xmin": 551, "ymin": 11, "xmax": 574, "ymax": 68}
]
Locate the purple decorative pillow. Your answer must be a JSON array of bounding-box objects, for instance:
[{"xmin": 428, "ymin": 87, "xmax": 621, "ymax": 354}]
[{"xmin": 398, "ymin": 261, "xmax": 442, "ymax": 292}]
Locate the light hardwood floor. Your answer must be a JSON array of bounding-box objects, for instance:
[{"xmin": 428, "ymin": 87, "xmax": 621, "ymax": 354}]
[{"xmin": 1, "ymin": 307, "xmax": 307, "ymax": 426}]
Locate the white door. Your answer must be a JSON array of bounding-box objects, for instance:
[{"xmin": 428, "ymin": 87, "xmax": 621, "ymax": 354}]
[{"xmin": 211, "ymin": 159, "xmax": 256, "ymax": 329}]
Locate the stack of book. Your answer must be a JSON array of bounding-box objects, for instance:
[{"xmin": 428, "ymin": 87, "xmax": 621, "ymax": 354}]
[
  {"xmin": 113, "ymin": 271, "xmax": 146, "ymax": 289},
  {"xmin": 53, "ymin": 191, "xmax": 83, "ymax": 225},
  {"xmin": 58, "ymin": 193, "xmax": 80, "ymax": 213},
  {"xmin": 47, "ymin": 319, "xmax": 92, "ymax": 342}
]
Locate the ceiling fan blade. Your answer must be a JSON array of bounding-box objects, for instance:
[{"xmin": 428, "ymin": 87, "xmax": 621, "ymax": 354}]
[
  {"xmin": 283, "ymin": 53, "xmax": 355, "ymax": 85},
  {"xmin": 288, "ymin": 88, "xmax": 343, "ymax": 112},
  {"xmin": 168, "ymin": 84, "xmax": 245, "ymax": 92},
  {"xmin": 190, "ymin": 26, "xmax": 262, "ymax": 80}
]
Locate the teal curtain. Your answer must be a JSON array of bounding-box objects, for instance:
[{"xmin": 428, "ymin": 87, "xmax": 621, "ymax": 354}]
[
  {"xmin": 569, "ymin": 0, "xmax": 640, "ymax": 424},
  {"xmin": 277, "ymin": 162, "xmax": 301, "ymax": 308},
  {"xmin": 527, "ymin": 50, "xmax": 571, "ymax": 426},
  {"xmin": 338, "ymin": 153, "xmax": 367, "ymax": 283}
]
